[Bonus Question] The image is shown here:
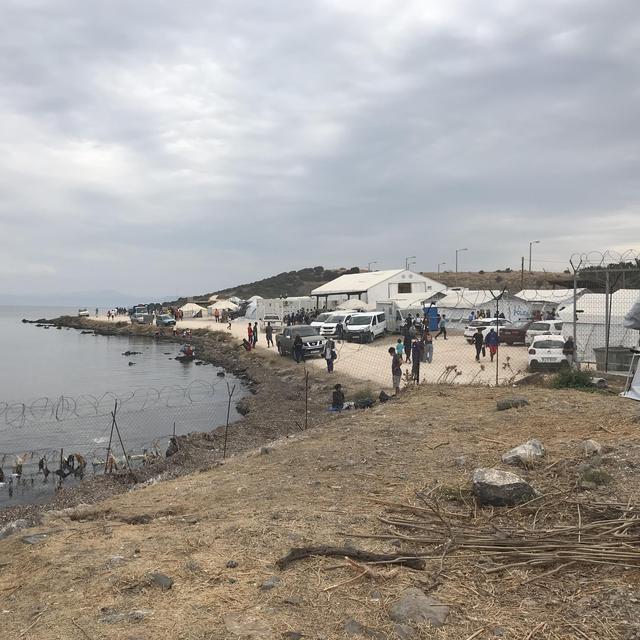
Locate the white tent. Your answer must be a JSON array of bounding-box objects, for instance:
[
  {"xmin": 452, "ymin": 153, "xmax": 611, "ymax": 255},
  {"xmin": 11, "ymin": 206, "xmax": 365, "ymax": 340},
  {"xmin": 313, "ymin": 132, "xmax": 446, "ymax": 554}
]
[
  {"xmin": 207, "ymin": 300, "xmax": 238, "ymax": 316},
  {"xmin": 559, "ymin": 290, "xmax": 640, "ymax": 366},
  {"xmin": 436, "ymin": 289, "xmax": 532, "ymax": 323},
  {"xmin": 179, "ymin": 302, "xmax": 206, "ymax": 318},
  {"xmin": 336, "ymin": 299, "xmax": 375, "ymax": 312}
]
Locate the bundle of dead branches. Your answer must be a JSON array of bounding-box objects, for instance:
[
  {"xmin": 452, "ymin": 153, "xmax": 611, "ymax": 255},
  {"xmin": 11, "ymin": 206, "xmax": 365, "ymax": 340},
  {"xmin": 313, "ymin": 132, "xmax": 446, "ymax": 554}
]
[{"xmin": 368, "ymin": 498, "xmax": 640, "ymax": 574}]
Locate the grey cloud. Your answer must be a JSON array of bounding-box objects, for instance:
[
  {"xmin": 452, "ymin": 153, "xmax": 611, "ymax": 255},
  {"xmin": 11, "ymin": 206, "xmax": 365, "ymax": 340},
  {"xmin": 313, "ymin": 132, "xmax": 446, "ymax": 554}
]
[{"xmin": 0, "ymin": 0, "xmax": 639, "ymax": 297}]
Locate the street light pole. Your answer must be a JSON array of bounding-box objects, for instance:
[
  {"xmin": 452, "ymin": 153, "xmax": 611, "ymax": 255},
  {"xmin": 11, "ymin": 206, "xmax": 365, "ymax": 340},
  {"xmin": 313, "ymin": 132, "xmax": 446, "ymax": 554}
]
[
  {"xmin": 404, "ymin": 256, "xmax": 416, "ymax": 270},
  {"xmin": 367, "ymin": 261, "xmax": 377, "ymax": 272},
  {"xmin": 438, "ymin": 262, "xmax": 446, "ymax": 273},
  {"xmin": 455, "ymin": 248, "xmax": 468, "ymax": 273},
  {"xmin": 529, "ymin": 240, "xmax": 540, "ymax": 273}
]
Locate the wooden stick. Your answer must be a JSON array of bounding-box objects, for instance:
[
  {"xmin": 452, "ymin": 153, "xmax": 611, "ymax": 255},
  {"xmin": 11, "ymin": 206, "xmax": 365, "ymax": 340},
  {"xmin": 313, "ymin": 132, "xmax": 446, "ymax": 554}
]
[
  {"xmin": 18, "ymin": 605, "xmax": 49, "ymax": 639},
  {"xmin": 72, "ymin": 619, "xmax": 93, "ymax": 640},
  {"xmin": 276, "ymin": 546, "xmax": 426, "ymax": 570}
]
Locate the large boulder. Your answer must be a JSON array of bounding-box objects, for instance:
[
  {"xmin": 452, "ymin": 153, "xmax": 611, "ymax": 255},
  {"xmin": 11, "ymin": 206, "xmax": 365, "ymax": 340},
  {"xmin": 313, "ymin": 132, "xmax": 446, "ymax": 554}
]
[
  {"xmin": 496, "ymin": 396, "xmax": 529, "ymax": 411},
  {"xmin": 472, "ymin": 468, "xmax": 537, "ymax": 506},
  {"xmin": 389, "ymin": 588, "xmax": 449, "ymax": 628},
  {"xmin": 502, "ymin": 439, "xmax": 545, "ymax": 466}
]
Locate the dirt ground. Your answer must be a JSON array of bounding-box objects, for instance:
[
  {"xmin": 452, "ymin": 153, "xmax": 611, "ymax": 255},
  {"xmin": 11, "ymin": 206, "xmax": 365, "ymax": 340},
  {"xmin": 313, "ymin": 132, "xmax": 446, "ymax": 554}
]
[
  {"xmin": 2, "ymin": 384, "xmax": 640, "ymax": 639},
  {"xmin": 178, "ymin": 317, "xmax": 529, "ymax": 386}
]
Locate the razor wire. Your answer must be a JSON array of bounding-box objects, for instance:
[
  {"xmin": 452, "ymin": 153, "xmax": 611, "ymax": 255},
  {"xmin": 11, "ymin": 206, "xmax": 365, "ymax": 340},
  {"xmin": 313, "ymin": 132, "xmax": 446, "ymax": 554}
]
[{"xmin": 0, "ymin": 379, "xmax": 227, "ymax": 429}]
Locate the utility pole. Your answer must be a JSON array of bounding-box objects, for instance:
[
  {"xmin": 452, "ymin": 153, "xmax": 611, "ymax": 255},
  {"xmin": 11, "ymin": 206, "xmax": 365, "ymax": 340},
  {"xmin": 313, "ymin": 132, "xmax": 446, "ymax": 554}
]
[
  {"xmin": 367, "ymin": 261, "xmax": 377, "ymax": 272},
  {"xmin": 438, "ymin": 262, "xmax": 446, "ymax": 273},
  {"xmin": 521, "ymin": 256, "xmax": 525, "ymax": 290}
]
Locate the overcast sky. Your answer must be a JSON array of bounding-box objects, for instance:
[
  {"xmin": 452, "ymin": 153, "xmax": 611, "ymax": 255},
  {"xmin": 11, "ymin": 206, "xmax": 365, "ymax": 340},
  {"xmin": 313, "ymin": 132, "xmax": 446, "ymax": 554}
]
[{"xmin": 1, "ymin": 0, "xmax": 639, "ymax": 299}]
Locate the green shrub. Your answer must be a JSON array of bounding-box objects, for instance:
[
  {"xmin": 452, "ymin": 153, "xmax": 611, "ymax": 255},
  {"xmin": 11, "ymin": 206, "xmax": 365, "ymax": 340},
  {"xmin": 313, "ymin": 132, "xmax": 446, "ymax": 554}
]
[{"xmin": 551, "ymin": 368, "xmax": 593, "ymax": 389}]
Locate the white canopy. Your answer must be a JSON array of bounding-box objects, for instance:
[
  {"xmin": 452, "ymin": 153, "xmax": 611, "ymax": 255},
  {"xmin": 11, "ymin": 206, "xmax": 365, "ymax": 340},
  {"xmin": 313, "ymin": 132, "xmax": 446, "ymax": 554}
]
[
  {"xmin": 515, "ymin": 289, "xmax": 584, "ymax": 304},
  {"xmin": 336, "ymin": 299, "xmax": 375, "ymax": 311}
]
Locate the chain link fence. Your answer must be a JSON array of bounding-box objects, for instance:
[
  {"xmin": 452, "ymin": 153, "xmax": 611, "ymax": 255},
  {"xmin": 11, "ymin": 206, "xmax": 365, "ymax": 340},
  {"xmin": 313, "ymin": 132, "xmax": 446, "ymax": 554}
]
[{"xmin": 567, "ymin": 250, "xmax": 640, "ymax": 372}]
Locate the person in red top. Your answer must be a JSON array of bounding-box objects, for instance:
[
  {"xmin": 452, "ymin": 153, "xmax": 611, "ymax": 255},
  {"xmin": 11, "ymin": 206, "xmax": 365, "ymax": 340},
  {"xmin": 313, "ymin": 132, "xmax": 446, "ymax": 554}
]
[{"xmin": 247, "ymin": 323, "xmax": 253, "ymax": 343}]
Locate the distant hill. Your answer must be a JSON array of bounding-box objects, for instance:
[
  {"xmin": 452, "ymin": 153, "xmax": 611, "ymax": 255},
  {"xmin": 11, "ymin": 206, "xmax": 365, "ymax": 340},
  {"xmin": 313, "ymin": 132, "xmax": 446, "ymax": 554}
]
[
  {"xmin": 422, "ymin": 270, "xmax": 573, "ymax": 292},
  {"xmin": 212, "ymin": 266, "xmax": 360, "ymax": 299}
]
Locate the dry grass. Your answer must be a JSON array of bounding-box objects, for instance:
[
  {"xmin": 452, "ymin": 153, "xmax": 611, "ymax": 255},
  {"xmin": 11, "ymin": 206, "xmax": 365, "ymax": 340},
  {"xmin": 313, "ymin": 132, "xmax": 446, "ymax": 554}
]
[{"xmin": 2, "ymin": 385, "xmax": 640, "ymax": 639}]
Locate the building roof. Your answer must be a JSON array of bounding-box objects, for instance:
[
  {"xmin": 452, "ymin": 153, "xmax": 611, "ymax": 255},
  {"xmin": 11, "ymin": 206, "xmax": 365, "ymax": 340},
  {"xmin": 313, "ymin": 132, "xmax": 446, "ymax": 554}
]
[
  {"xmin": 514, "ymin": 289, "xmax": 585, "ymax": 304},
  {"xmin": 311, "ymin": 269, "xmax": 444, "ymax": 296},
  {"xmin": 558, "ymin": 290, "xmax": 640, "ymax": 324}
]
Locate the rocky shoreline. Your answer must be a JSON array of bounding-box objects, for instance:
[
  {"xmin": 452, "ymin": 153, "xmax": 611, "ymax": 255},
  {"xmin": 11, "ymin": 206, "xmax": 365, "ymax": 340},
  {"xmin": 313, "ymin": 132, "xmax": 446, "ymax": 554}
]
[{"xmin": 1, "ymin": 316, "xmax": 343, "ymax": 526}]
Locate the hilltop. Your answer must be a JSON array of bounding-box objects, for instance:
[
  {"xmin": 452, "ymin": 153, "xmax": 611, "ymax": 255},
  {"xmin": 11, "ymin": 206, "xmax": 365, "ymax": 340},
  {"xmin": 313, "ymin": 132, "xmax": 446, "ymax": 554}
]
[{"xmin": 422, "ymin": 270, "xmax": 572, "ymax": 292}]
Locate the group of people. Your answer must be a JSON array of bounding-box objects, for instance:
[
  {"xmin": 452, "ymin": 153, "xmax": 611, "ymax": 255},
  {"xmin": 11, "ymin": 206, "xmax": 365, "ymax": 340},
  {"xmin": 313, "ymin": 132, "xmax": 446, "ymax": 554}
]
[{"xmin": 284, "ymin": 308, "xmax": 323, "ymax": 326}]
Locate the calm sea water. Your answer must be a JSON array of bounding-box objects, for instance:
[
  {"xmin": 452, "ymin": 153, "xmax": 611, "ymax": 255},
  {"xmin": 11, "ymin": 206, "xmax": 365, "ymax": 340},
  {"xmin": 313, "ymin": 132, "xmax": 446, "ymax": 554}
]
[{"xmin": 0, "ymin": 306, "xmax": 246, "ymax": 508}]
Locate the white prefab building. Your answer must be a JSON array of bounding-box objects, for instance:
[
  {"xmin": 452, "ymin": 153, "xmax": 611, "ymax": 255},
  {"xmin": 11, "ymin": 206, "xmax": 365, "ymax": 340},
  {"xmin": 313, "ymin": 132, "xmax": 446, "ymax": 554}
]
[
  {"xmin": 376, "ymin": 292, "xmax": 445, "ymax": 332},
  {"xmin": 252, "ymin": 296, "xmax": 315, "ymax": 320},
  {"xmin": 436, "ymin": 289, "xmax": 532, "ymax": 323},
  {"xmin": 311, "ymin": 270, "xmax": 445, "ymax": 310},
  {"xmin": 514, "ymin": 289, "xmax": 585, "ymax": 317}
]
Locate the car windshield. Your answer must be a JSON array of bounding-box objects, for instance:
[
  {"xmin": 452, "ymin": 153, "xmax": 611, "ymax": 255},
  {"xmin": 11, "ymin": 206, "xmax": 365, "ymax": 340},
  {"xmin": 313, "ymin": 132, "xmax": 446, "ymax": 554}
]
[
  {"xmin": 508, "ymin": 322, "xmax": 530, "ymax": 329},
  {"xmin": 314, "ymin": 313, "xmax": 331, "ymax": 322},
  {"xmin": 533, "ymin": 339, "xmax": 565, "ymax": 349},
  {"xmin": 292, "ymin": 327, "xmax": 319, "ymax": 337},
  {"xmin": 530, "ymin": 322, "xmax": 551, "ymax": 331},
  {"xmin": 159, "ymin": 315, "xmax": 172, "ymax": 319},
  {"xmin": 469, "ymin": 320, "xmax": 487, "ymax": 327},
  {"xmin": 349, "ymin": 316, "xmax": 373, "ymax": 326},
  {"xmin": 327, "ymin": 314, "xmax": 347, "ymax": 323}
]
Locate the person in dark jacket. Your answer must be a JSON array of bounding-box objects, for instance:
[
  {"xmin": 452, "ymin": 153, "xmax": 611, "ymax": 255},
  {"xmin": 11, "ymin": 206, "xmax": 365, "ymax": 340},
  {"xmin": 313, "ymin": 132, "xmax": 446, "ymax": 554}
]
[
  {"xmin": 473, "ymin": 328, "xmax": 484, "ymax": 361},
  {"xmin": 293, "ymin": 334, "xmax": 304, "ymax": 363},
  {"xmin": 332, "ymin": 384, "xmax": 345, "ymax": 410}
]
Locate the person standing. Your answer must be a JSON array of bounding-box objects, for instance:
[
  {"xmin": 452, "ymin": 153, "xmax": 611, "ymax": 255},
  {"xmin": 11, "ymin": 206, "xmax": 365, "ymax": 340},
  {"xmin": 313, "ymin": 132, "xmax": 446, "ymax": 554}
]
[
  {"xmin": 293, "ymin": 333, "xmax": 304, "ymax": 363},
  {"xmin": 395, "ymin": 338, "xmax": 405, "ymax": 360},
  {"xmin": 403, "ymin": 331, "xmax": 412, "ymax": 363},
  {"xmin": 214, "ymin": 308, "xmax": 220, "ymax": 323},
  {"xmin": 435, "ymin": 314, "xmax": 447, "ymax": 339},
  {"xmin": 423, "ymin": 329, "xmax": 433, "ymax": 364},
  {"xmin": 473, "ymin": 328, "xmax": 485, "ymax": 361},
  {"xmin": 252, "ymin": 322, "xmax": 259, "ymax": 347},
  {"xmin": 411, "ymin": 339, "xmax": 423, "ymax": 383},
  {"xmin": 485, "ymin": 328, "xmax": 499, "ymax": 362},
  {"xmin": 388, "ymin": 347, "xmax": 403, "ymax": 395},
  {"xmin": 265, "ymin": 322, "xmax": 274, "ymax": 347},
  {"xmin": 247, "ymin": 322, "xmax": 253, "ymax": 344},
  {"xmin": 323, "ymin": 337, "xmax": 336, "ymax": 372}
]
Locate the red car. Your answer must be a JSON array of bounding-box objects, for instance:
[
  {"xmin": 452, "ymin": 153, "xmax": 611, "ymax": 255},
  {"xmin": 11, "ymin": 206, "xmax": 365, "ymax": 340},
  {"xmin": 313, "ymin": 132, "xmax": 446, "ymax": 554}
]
[{"xmin": 499, "ymin": 321, "xmax": 532, "ymax": 345}]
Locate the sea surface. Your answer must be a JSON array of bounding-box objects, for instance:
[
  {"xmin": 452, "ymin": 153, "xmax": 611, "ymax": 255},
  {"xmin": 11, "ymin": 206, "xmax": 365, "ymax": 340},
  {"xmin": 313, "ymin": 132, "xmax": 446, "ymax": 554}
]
[{"xmin": 0, "ymin": 305, "xmax": 246, "ymax": 508}]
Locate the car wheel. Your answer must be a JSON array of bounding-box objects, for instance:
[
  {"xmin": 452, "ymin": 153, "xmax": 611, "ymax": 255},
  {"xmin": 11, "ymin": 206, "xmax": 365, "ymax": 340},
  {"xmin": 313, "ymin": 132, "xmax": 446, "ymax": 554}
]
[
  {"xmin": 467, "ymin": 339, "xmax": 473, "ymax": 344},
  {"xmin": 506, "ymin": 341, "xmax": 514, "ymax": 346},
  {"xmin": 529, "ymin": 360, "xmax": 538, "ymax": 372},
  {"xmin": 368, "ymin": 332, "xmax": 374, "ymax": 343},
  {"xmin": 559, "ymin": 360, "xmax": 570, "ymax": 369}
]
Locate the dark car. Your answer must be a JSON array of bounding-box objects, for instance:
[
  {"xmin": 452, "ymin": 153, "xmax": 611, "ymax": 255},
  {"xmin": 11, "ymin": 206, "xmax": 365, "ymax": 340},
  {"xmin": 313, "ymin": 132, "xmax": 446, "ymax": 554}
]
[
  {"xmin": 156, "ymin": 314, "xmax": 176, "ymax": 327},
  {"xmin": 276, "ymin": 325, "xmax": 325, "ymax": 358},
  {"xmin": 499, "ymin": 321, "xmax": 532, "ymax": 345}
]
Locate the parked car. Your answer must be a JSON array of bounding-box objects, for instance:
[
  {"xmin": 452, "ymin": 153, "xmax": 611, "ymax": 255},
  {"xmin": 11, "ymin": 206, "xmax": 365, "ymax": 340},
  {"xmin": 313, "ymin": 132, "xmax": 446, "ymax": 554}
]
[
  {"xmin": 319, "ymin": 313, "xmax": 356, "ymax": 339},
  {"xmin": 310, "ymin": 312, "xmax": 332, "ymax": 329},
  {"xmin": 78, "ymin": 308, "xmax": 90, "ymax": 317},
  {"xmin": 345, "ymin": 312, "xmax": 387, "ymax": 343},
  {"xmin": 499, "ymin": 321, "xmax": 532, "ymax": 345},
  {"xmin": 464, "ymin": 318, "xmax": 512, "ymax": 343},
  {"xmin": 260, "ymin": 314, "xmax": 283, "ymax": 330},
  {"xmin": 156, "ymin": 314, "xmax": 176, "ymax": 327},
  {"xmin": 528, "ymin": 335, "xmax": 570, "ymax": 371},
  {"xmin": 131, "ymin": 312, "xmax": 154, "ymax": 325},
  {"xmin": 524, "ymin": 320, "xmax": 563, "ymax": 346},
  {"xmin": 276, "ymin": 325, "xmax": 326, "ymax": 358}
]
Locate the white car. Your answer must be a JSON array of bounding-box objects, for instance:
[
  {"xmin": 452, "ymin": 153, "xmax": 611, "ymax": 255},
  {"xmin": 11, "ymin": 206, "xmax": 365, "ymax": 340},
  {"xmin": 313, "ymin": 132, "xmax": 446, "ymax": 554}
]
[
  {"xmin": 345, "ymin": 312, "xmax": 387, "ymax": 343},
  {"xmin": 464, "ymin": 318, "xmax": 512, "ymax": 343},
  {"xmin": 525, "ymin": 320, "xmax": 563, "ymax": 346},
  {"xmin": 319, "ymin": 312, "xmax": 357, "ymax": 338},
  {"xmin": 260, "ymin": 314, "xmax": 283, "ymax": 330},
  {"xmin": 310, "ymin": 312, "xmax": 332, "ymax": 329},
  {"xmin": 528, "ymin": 335, "xmax": 570, "ymax": 371},
  {"xmin": 78, "ymin": 308, "xmax": 90, "ymax": 317}
]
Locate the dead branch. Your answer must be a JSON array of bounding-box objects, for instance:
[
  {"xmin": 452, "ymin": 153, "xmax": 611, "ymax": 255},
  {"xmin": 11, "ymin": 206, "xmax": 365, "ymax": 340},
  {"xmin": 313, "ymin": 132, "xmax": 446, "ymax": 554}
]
[{"xmin": 276, "ymin": 546, "xmax": 426, "ymax": 570}]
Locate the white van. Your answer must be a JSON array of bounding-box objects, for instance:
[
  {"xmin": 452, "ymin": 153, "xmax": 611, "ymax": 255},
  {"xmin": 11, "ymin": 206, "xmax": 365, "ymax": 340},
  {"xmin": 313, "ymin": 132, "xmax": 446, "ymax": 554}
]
[
  {"xmin": 345, "ymin": 312, "xmax": 387, "ymax": 343},
  {"xmin": 319, "ymin": 312, "xmax": 357, "ymax": 338}
]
